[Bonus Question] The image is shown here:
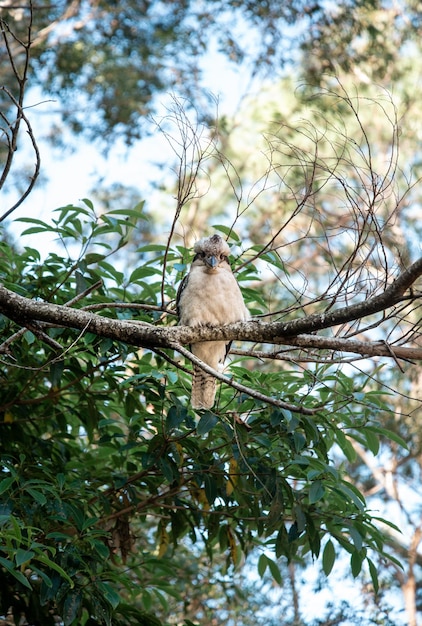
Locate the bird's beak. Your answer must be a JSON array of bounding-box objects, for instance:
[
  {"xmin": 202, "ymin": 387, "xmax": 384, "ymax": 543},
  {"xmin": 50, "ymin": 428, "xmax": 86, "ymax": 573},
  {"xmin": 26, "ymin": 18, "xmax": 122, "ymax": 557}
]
[{"xmin": 205, "ymin": 255, "xmax": 218, "ymax": 269}]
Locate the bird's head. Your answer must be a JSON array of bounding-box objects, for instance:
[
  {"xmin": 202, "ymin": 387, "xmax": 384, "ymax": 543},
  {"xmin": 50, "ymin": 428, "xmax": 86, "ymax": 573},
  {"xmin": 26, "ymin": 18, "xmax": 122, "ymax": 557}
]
[{"xmin": 193, "ymin": 234, "xmax": 231, "ymax": 272}]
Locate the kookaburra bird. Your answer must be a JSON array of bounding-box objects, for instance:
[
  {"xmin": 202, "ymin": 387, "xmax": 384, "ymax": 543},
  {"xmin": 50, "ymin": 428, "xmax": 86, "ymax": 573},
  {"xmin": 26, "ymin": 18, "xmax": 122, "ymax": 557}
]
[{"xmin": 176, "ymin": 234, "xmax": 250, "ymax": 409}]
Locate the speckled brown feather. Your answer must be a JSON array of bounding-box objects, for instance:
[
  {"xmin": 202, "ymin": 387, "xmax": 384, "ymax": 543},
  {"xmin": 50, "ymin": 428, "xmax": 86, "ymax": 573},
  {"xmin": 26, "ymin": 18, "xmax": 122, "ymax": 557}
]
[{"xmin": 191, "ymin": 366, "xmax": 216, "ymax": 410}]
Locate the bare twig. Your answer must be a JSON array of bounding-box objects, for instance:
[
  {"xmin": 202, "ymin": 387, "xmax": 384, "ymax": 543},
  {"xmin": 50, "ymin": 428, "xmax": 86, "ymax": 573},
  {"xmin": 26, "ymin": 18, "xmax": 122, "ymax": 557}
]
[
  {"xmin": 167, "ymin": 342, "xmax": 320, "ymax": 415},
  {"xmin": 0, "ymin": 2, "xmax": 41, "ymax": 221}
]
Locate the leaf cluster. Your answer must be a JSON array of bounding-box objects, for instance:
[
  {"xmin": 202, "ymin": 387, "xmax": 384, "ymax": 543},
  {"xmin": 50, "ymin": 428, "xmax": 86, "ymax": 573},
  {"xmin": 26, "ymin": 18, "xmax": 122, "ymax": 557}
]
[{"xmin": 0, "ymin": 203, "xmax": 405, "ymax": 625}]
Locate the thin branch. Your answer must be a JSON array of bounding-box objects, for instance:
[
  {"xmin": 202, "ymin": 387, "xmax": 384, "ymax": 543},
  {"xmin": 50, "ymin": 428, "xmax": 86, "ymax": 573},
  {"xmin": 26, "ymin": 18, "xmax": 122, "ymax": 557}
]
[
  {"xmin": 168, "ymin": 342, "xmax": 319, "ymax": 415},
  {"xmin": 152, "ymin": 96, "xmax": 215, "ymax": 306},
  {"xmin": 0, "ymin": 3, "xmax": 41, "ymax": 221},
  {"xmin": 82, "ymin": 301, "xmax": 176, "ymax": 316},
  {"xmin": 64, "ymin": 280, "xmax": 104, "ymax": 306},
  {"xmin": 24, "ymin": 322, "xmax": 63, "ymax": 352},
  {"xmin": 234, "ymin": 334, "xmax": 422, "ymax": 362},
  {"xmin": 0, "ymin": 101, "xmax": 41, "ymax": 220}
]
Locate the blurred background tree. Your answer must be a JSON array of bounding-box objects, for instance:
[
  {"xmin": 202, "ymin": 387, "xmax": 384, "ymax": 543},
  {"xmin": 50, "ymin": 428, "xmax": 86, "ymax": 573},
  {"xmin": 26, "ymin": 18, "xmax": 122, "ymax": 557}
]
[{"xmin": 2, "ymin": 0, "xmax": 422, "ymax": 146}]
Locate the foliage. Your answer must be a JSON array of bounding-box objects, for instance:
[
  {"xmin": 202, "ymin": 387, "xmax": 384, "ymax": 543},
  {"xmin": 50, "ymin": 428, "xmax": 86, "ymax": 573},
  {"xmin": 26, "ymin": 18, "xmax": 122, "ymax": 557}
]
[
  {"xmin": 2, "ymin": 1, "xmax": 422, "ymax": 624},
  {"xmin": 0, "ymin": 200, "xmax": 408, "ymax": 625},
  {"xmin": 157, "ymin": 78, "xmax": 422, "ymax": 624}
]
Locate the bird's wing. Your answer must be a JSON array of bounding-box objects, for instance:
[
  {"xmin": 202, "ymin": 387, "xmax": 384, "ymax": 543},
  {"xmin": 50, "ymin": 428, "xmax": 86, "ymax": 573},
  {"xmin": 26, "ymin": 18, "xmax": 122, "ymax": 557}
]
[{"xmin": 176, "ymin": 273, "xmax": 189, "ymax": 319}]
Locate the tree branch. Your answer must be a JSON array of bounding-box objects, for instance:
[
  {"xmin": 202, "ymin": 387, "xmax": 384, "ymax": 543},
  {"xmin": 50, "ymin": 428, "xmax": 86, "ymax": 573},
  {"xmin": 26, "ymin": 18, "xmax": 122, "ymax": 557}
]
[
  {"xmin": 168, "ymin": 342, "xmax": 318, "ymax": 415},
  {"xmin": 0, "ymin": 255, "xmax": 421, "ymax": 354},
  {"xmin": 232, "ymin": 335, "xmax": 422, "ymax": 362}
]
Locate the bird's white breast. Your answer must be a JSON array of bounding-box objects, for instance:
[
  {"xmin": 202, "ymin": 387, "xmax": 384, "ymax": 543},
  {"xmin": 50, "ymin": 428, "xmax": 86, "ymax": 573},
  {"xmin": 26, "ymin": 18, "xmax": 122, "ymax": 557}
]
[{"xmin": 178, "ymin": 265, "xmax": 249, "ymax": 327}]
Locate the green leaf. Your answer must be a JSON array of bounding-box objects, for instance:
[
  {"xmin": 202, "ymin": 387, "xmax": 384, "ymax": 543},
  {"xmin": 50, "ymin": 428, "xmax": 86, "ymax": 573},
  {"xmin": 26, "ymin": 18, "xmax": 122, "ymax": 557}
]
[
  {"xmin": 260, "ymin": 250, "xmax": 286, "ymax": 272},
  {"xmin": 107, "ymin": 203, "xmax": 146, "ymax": 219},
  {"xmin": 335, "ymin": 428, "xmax": 357, "ymax": 462},
  {"xmin": 370, "ymin": 515, "xmax": 401, "ymax": 533},
  {"xmin": 53, "ymin": 204, "xmax": 91, "ymax": 220},
  {"xmin": 50, "ymin": 360, "xmax": 64, "ymax": 388},
  {"xmin": 267, "ymin": 556, "xmax": 282, "ymax": 584},
  {"xmin": 15, "ymin": 217, "xmax": 56, "ymax": 230},
  {"xmin": 81, "ymin": 197, "xmax": 94, "ymax": 210},
  {"xmin": 96, "ymin": 580, "xmax": 120, "ymax": 609},
  {"xmin": 350, "ymin": 550, "xmax": 364, "ymax": 578},
  {"xmin": 322, "ymin": 540, "xmax": 336, "ymax": 575},
  {"xmin": 23, "ymin": 330, "xmax": 36, "ymax": 345},
  {"xmin": 136, "ymin": 244, "xmax": 168, "ymax": 253},
  {"xmin": 211, "ymin": 225, "xmax": 240, "ymax": 242},
  {"xmin": 309, "ymin": 479, "xmax": 325, "ymax": 504},
  {"xmin": 30, "ymin": 564, "xmax": 53, "ymax": 588},
  {"xmin": 23, "ymin": 246, "xmax": 41, "ymax": 261},
  {"xmin": 129, "ymin": 266, "xmax": 161, "ymax": 282},
  {"xmin": 288, "ymin": 522, "xmax": 300, "ymax": 542},
  {"xmin": 0, "ymin": 476, "xmax": 15, "ymax": 495},
  {"xmin": 158, "ymin": 457, "xmax": 178, "ymax": 483},
  {"xmin": 35, "ymin": 553, "xmax": 75, "ymax": 588},
  {"xmin": 196, "ymin": 411, "xmax": 218, "ymax": 435},
  {"xmin": 25, "ymin": 487, "xmax": 47, "ymax": 505},
  {"xmin": 363, "ymin": 428, "xmax": 380, "ymax": 455},
  {"xmin": 348, "ymin": 526, "xmax": 363, "ymax": 551},
  {"xmin": 257, "ymin": 553, "xmax": 268, "ymax": 578},
  {"xmin": 92, "ymin": 539, "xmax": 110, "ymax": 559},
  {"xmin": 166, "ymin": 405, "xmax": 186, "ymax": 431},
  {"xmin": 19, "ymin": 226, "xmax": 54, "ymax": 235},
  {"xmin": 0, "ymin": 556, "xmax": 32, "ymax": 589},
  {"xmin": 275, "ymin": 525, "xmax": 289, "ymax": 558},
  {"xmin": 293, "ymin": 504, "xmax": 306, "ymax": 533},
  {"xmin": 293, "ymin": 431, "xmax": 306, "ymax": 452},
  {"xmin": 336, "ymin": 482, "xmax": 365, "ymax": 511},
  {"xmin": 142, "ymin": 589, "xmax": 152, "ymax": 612},
  {"xmin": 306, "ymin": 515, "xmax": 321, "ymax": 558},
  {"xmin": 203, "ymin": 474, "xmax": 217, "ymax": 505},
  {"xmin": 366, "ymin": 425, "xmax": 408, "ymax": 450},
  {"xmin": 15, "ymin": 549, "xmax": 35, "ymax": 566},
  {"xmin": 46, "ymin": 531, "xmax": 75, "ymax": 542},
  {"xmin": 84, "ymin": 252, "xmax": 105, "ymax": 265},
  {"xmin": 63, "ymin": 588, "xmax": 82, "ymax": 626},
  {"xmin": 367, "ymin": 557, "xmax": 379, "ymax": 594},
  {"xmin": 9, "ymin": 515, "xmax": 23, "ymax": 542}
]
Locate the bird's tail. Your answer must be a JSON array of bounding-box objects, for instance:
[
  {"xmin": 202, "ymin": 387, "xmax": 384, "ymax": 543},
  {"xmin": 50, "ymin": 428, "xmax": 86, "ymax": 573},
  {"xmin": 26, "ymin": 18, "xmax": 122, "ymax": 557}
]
[{"xmin": 191, "ymin": 365, "xmax": 216, "ymax": 409}]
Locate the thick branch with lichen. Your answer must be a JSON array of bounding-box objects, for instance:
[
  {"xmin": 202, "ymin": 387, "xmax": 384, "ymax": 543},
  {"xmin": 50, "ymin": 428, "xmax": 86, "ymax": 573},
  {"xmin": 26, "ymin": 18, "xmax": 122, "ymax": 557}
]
[{"xmin": 0, "ymin": 256, "xmax": 421, "ymax": 356}]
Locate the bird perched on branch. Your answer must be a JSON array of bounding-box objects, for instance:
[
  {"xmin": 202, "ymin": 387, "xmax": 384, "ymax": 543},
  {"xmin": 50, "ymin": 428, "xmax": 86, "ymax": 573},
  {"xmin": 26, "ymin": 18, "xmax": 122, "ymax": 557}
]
[{"xmin": 176, "ymin": 234, "xmax": 250, "ymax": 409}]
